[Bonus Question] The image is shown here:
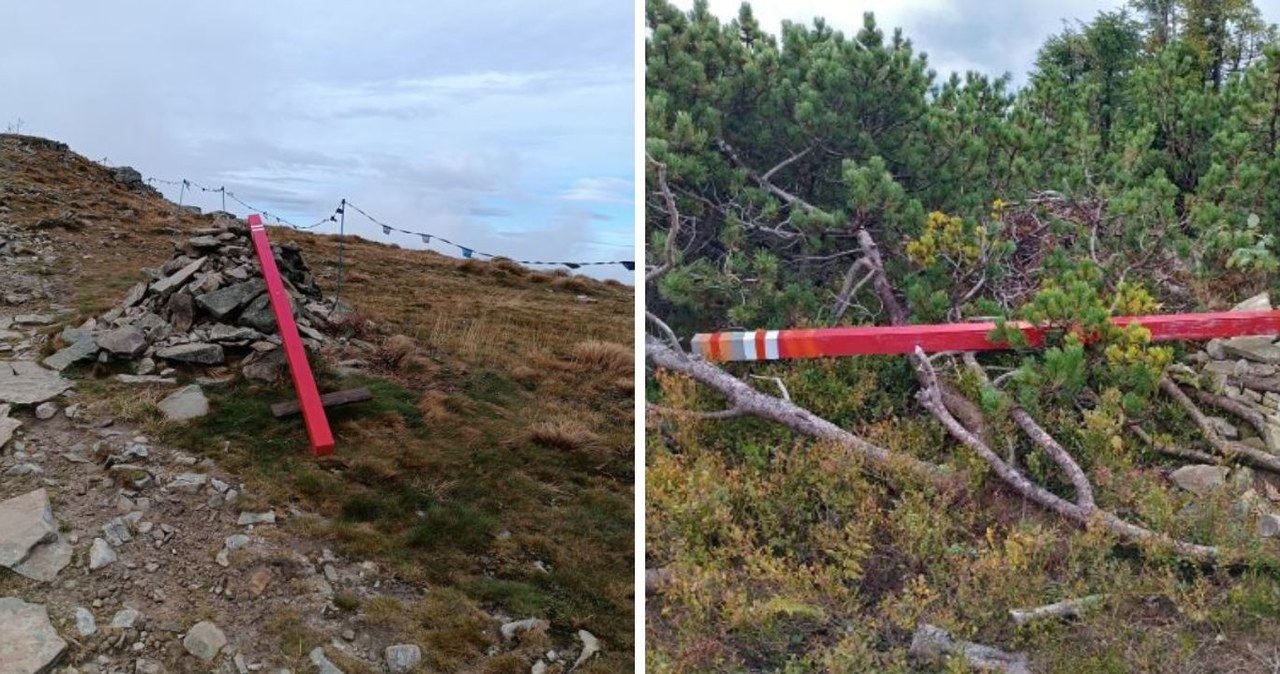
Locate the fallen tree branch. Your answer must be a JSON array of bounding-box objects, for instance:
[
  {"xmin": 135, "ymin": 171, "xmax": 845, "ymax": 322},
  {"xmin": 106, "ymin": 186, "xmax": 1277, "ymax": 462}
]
[
  {"xmin": 964, "ymin": 354, "xmax": 1095, "ymax": 510},
  {"xmin": 1009, "ymin": 594, "xmax": 1107, "ymax": 626},
  {"xmin": 1130, "ymin": 424, "xmax": 1220, "ymax": 464},
  {"xmin": 646, "ymin": 336, "xmax": 949, "ymax": 485},
  {"xmin": 909, "ymin": 623, "xmax": 1031, "ymax": 674},
  {"xmin": 1186, "ymin": 386, "xmax": 1270, "ymax": 440},
  {"xmin": 1161, "ymin": 377, "xmax": 1280, "ymax": 475}
]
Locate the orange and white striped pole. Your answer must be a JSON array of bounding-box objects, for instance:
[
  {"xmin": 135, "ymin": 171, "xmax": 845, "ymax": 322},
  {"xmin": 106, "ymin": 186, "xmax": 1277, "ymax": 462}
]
[{"xmin": 693, "ymin": 310, "xmax": 1280, "ymax": 362}]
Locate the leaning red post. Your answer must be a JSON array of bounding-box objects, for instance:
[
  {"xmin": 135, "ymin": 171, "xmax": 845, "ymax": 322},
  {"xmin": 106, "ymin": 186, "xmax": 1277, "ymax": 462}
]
[{"xmin": 246, "ymin": 214, "xmax": 335, "ymax": 456}]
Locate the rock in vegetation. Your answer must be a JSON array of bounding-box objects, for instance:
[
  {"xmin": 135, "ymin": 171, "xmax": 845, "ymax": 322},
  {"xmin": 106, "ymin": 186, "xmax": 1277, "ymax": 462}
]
[
  {"xmin": 237, "ymin": 510, "xmax": 275, "ymax": 525},
  {"xmin": 157, "ymin": 384, "xmax": 209, "ymax": 422},
  {"xmin": 309, "ymin": 647, "xmax": 345, "ymax": 674},
  {"xmin": 183, "ymin": 621, "xmax": 228, "ymax": 661},
  {"xmin": 501, "ymin": 617, "xmax": 550, "ymax": 641},
  {"xmin": 573, "ymin": 630, "xmax": 601, "ymax": 669},
  {"xmin": 0, "ymin": 597, "xmax": 67, "ymax": 674},
  {"xmin": 1169, "ymin": 464, "xmax": 1229, "ymax": 497},
  {"xmin": 385, "ymin": 644, "xmax": 422, "ymax": 674}
]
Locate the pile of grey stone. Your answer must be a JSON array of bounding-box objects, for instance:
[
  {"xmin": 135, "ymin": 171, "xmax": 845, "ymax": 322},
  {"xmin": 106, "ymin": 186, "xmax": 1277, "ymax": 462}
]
[
  {"xmin": 1177, "ymin": 292, "xmax": 1280, "ymax": 452},
  {"xmin": 43, "ymin": 216, "xmax": 347, "ymax": 382}
]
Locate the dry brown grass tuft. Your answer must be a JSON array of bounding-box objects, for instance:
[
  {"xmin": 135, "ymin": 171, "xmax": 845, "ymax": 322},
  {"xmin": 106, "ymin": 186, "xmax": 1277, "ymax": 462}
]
[
  {"xmin": 527, "ymin": 419, "xmax": 602, "ymax": 451},
  {"xmin": 570, "ymin": 340, "xmax": 633, "ymax": 379},
  {"xmin": 381, "ymin": 334, "xmax": 416, "ymax": 363},
  {"xmin": 415, "ymin": 390, "xmax": 454, "ymax": 424},
  {"xmin": 550, "ymin": 274, "xmax": 595, "ymax": 294}
]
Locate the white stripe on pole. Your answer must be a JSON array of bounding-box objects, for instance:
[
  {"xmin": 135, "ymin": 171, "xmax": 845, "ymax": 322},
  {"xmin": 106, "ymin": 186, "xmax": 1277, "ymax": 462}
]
[
  {"xmin": 765, "ymin": 330, "xmax": 780, "ymax": 360},
  {"xmin": 741, "ymin": 332, "xmax": 757, "ymax": 360}
]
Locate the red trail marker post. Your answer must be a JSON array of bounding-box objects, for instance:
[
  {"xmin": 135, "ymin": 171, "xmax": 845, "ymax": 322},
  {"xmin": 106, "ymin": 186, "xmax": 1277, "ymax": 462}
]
[
  {"xmin": 247, "ymin": 214, "xmax": 335, "ymax": 456},
  {"xmin": 692, "ymin": 310, "xmax": 1280, "ymax": 362}
]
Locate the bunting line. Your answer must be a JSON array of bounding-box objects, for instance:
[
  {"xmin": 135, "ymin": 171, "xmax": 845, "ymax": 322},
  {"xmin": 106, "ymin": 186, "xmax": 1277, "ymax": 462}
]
[{"xmin": 138, "ymin": 173, "xmax": 633, "ymax": 271}]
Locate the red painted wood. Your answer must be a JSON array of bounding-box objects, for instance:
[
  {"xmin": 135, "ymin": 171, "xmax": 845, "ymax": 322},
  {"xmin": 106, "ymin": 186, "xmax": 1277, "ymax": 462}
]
[
  {"xmin": 694, "ymin": 310, "xmax": 1280, "ymax": 361},
  {"xmin": 247, "ymin": 214, "xmax": 335, "ymax": 456}
]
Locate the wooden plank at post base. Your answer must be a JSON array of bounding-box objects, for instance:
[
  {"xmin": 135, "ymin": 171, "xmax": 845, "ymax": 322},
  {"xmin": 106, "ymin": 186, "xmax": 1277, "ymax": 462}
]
[
  {"xmin": 691, "ymin": 310, "xmax": 1280, "ymax": 362},
  {"xmin": 246, "ymin": 214, "xmax": 335, "ymax": 456},
  {"xmin": 272, "ymin": 388, "xmax": 373, "ymax": 418}
]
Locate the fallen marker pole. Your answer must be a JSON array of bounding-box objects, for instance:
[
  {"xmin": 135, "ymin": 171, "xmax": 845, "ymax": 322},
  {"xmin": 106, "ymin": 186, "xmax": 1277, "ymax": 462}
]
[
  {"xmin": 692, "ymin": 310, "xmax": 1280, "ymax": 361},
  {"xmin": 247, "ymin": 214, "xmax": 335, "ymax": 456}
]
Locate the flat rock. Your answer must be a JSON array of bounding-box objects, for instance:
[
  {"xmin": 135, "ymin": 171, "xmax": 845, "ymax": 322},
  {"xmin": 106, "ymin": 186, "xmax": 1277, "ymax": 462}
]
[
  {"xmin": 116, "ymin": 374, "xmax": 177, "ymax": 385},
  {"xmin": 121, "ymin": 281, "xmax": 148, "ymax": 308},
  {"xmin": 1222, "ymin": 336, "xmax": 1280, "ymax": 364},
  {"xmin": 1170, "ymin": 464, "xmax": 1229, "ymax": 497},
  {"xmin": 43, "ymin": 337, "xmax": 99, "ymax": 372},
  {"xmin": 0, "ymin": 362, "xmax": 73, "ymax": 405},
  {"xmin": 89, "ymin": 538, "xmax": 117, "ymax": 571},
  {"xmin": 1234, "ymin": 292, "xmax": 1272, "ymax": 312},
  {"xmin": 183, "ymin": 621, "xmax": 227, "ymax": 662},
  {"xmin": 155, "ymin": 342, "xmax": 224, "ymax": 365},
  {"xmin": 385, "ymin": 644, "xmax": 421, "ymax": 674},
  {"xmin": 168, "ymin": 472, "xmax": 209, "ymax": 493},
  {"xmin": 157, "ymin": 385, "xmax": 209, "ymax": 422},
  {"xmin": 97, "ymin": 326, "xmax": 147, "ymax": 357},
  {"xmin": 14, "ymin": 314, "xmax": 55, "ymax": 326},
  {"xmin": 194, "ymin": 279, "xmax": 265, "ymax": 319},
  {"xmin": 237, "ymin": 511, "xmax": 275, "ymax": 526},
  {"xmin": 0, "ymin": 489, "xmax": 57, "ymax": 569},
  {"xmin": 150, "ymin": 257, "xmax": 206, "ymax": 295},
  {"xmin": 309, "ymin": 647, "xmax": 345, "ymax": 674},
  {"xmin": 0, "ymin": 597, "xmax": 67, "ymax": 674},
  {"xmin": 11, "ymin": 535, "xmax": 72, "ymax": 583}
]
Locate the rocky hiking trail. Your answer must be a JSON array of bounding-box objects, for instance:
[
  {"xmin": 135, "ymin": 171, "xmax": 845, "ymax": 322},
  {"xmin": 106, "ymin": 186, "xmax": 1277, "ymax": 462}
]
[{"xmin": 0, "ymin": 146, "xmax": 613, "ymax": 672}]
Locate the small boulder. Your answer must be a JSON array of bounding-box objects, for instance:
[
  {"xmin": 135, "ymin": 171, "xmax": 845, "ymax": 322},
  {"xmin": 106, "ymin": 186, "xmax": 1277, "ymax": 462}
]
[
  {"xmin": 183, "ymin": 620, "xmax": 228, "ymax": 662},
  {"xmin": 89, "ymin": 538, "xmax": 117, "ymax": 571},
  {"xmin": 385, "ymin": 644, "xmax": 422, "ymax": 674},
  {"xmin": 157, "ymin": 385, "xmax": 209, "ymax": 422},
  {"xmin": 1170, "ymin": 464, "xmax": 1229, "ymax": 497},
  {"xmin": 35, "ymin": 402, "xmax": 57, "ymax": 420}
]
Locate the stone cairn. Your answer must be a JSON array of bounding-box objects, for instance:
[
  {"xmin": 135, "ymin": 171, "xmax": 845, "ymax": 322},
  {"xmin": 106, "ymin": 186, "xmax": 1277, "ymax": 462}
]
[
  {"xmin": 1173, "ymin": 292, "xmax": 1280, "ymax": 452},
  {"xmin": 43, "ymin": 216, "xmax": 346, "ymax": 382}
]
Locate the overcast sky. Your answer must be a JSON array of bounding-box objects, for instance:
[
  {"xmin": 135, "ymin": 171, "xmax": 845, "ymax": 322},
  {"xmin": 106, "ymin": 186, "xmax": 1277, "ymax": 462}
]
[
  {"xmin": 674, "ymin": 0, "xmax": 1280, "ymax": 85},
  {"xmin": 0, "ymin": 2, "xmax": 635, "ymax": 282}
]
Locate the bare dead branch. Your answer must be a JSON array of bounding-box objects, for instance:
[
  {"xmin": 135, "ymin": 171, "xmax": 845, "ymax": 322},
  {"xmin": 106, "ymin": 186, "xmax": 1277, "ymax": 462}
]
[
  {"xmin": 1009, "ymin": 595, "xmax": 1107, "ymax": 626},
  {"xmin": 964, "ymin": 353, "xmax": 1095, "ymax": 510},
  {"xmin": 747, "ymin": 374, "xmax": 791, "ymax": 401},
  {"xmin": 1188, "ymin": 386, "xmax": 1271, "ymax": 439},
  {"xmin": 761, "ymin": 144, "xmax": 815, "ymax": 182},
  {"xmin": 647, "ymin": 335, "xmax": 949, "ymax": 484},
  {"xmin": 1161, "ymin": 377, "xmax": 1280, "ymax": 475},
  {"xmin": 646, "ymin": 310, "xmax": 683, "ymax": 355},
  {"xmin": 1131, "ymin": 424, "xmax": 1220, "ymax": 464},
  {"xmin": 646, "ymin": 154, "xmax": 682, "ymax": 283}
]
